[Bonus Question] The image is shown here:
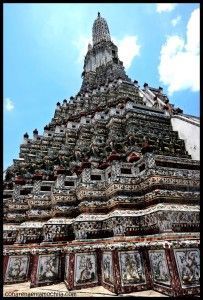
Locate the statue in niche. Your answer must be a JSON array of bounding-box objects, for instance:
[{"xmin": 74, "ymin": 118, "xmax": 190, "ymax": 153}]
[
  {"xmin": 114, "ymin": 224, "xmax": 125, "ymax": 235},
  {"xmin": 114, "ymin": 141, "xmax": 124, "ymax": 154},
  {"xmin": 6, "ymin": 256, "xmax": 29, "ymax": 281},
  {"xmin": 126, "ymin": 134, "xmax": 141, "ymax": 154},
  {"xmin": 90, "ymin": 143, "xmax": 103, "ymax": 159},
  {"xmin": 38, "ymin": 256, "xmax": 59, "ymax": 282},
  {"xmin": 125, "ymin": 254, "xmax": 140, "ymax": 281},
  {"xmin": 108, "ymin": 139, "xmax": 115, "ymax": 151},
  {"xmin": 76, "ymin": 255, "xmax": 96, "ymax": 284},
  {"xmin": 43, "ymin": 225, "xmax": 53, "ymax": 242},
  {"xmin": 128, "ymin": 134, "xmax": 136, "ymax": 146},
  {"xmin": 45, "ymin": 258, "xmax": 57, "ymax": 279},
  {"xmin": 149, "ymin": 251, "xmax": 170, "ymax": 285},
  {"xmin": 153, "ymin": 96, "xmax": 159, "ymax": 108},
  {"xmin": 75, "ymin": 149, "xmax": 84, "ymax": 162},
  {"xmin": 61, "ymin": 156, "xmax": 70, "ymax": 169},
  {"xmin": 176, "ymin": 250, "xmax": 200, "ymax": 286},
  {"xmin": 120, "ymin": 252, "xmax": 145, "ymax": 284},
  {"xmin": 16, "ymin": 232, "xmax": 25, "ymax": 244}
]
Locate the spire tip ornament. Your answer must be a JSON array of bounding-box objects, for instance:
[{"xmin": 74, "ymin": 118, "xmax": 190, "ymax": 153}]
[{"xmin": 92, "ymin": 12, "xmax": 111, "ymax": 45}]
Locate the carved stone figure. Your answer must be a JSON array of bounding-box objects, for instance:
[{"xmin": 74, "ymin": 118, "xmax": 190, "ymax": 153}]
[
  {"xmin": 175, "ymin": 249, "xmax": 200, "ymax": 287},
  {"xmin": 5, "ymin": 256, "xmax": 29, "ymax": 282},
  {"xmin": 75, "ymin": 254, "xmax": 97, "ymax": 285},
  {"xmin": 149, "ymin": 250, "xmax": 171, "ymax": 285},
  {"xmin": 119, "ymin": 251, "xmax": 145, "ymax": 285},
  {"xmin": 38, "ymin": 255, "xmax": 59, "ymax": 282}
]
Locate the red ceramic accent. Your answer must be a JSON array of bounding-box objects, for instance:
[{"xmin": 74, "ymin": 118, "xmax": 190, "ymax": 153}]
[
  {"xmin": 14, "ymin": 176, "xmax": 26, "ymax": 185},
  {"xmin": 128, "ymin": 154, "xmax": 140, "ymax": 163},
  {"xmin": 98, "ymin": 162, "xmax": 110, "ymax": 169},
  {"xmin": 107, "ymin": 151, "xmax": 120, "ymax": 162}
]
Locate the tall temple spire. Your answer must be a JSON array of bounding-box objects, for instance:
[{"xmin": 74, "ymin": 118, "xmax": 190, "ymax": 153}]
[
  {"xmin": 92, "ymin": 12, "xmax": 111, "ymax": 45},
  {"xmin": 80, "ymin": 13, "xmax": 131, "ymax": 92}
]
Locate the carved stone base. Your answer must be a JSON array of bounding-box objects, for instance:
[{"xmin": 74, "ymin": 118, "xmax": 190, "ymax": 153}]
[{"xmin": 3, "ymin": 242, "xmax": 200, "ymax": 296}]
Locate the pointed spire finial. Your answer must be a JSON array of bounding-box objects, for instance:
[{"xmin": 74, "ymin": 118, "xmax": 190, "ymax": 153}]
[{"xmin": 92, "ymin": 12, "xmax": 111, "ymax": 45}]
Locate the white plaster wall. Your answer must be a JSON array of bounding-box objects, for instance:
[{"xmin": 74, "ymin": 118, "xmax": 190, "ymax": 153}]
[
  {"xmin": 138, "ymin": 89, "xmax": 153, "ymax": 107},
  {"xmin": 85, "ymin": 49, "xmax": 112, "ymax": 72},
  {"xmin": 171, "ymin": 116, "xmax": 200, "ymax": 160}
]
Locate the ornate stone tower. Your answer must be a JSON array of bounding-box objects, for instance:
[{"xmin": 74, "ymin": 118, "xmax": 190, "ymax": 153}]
[
  {"xmin": 3, "ymin": 13, "xmax": 199, "ymax": 296},
  {"xmin": 80, "ymin": 12, "xmax": 130, "ymax": 93}
]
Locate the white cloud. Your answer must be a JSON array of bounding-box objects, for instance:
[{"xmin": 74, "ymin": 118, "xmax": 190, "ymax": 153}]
[
  {"xmin": 4, "ymin": 98, "xmax": 14, "ymax": 111},
  {"xmin": 156, "ymin": 3, "xmax": 177, "ymax": 13},
  {"xmin": 171, "ymin": 15, "xmax": 181, "ymax": 27},
  {"xmin": 113, "ymin": 36, "xmax": 141, "ymax": 70},
  {"xmin": 158, "ymin": 8, "xmax": 200, "ymax": 95}
]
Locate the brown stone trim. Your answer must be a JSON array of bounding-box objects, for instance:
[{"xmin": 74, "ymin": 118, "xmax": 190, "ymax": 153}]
[
  {"xmin": 153, "ymin": 283, "xmax": 174, "ymax": 297},
  {"xmin": 112, "ymin": 249, "xmax": 121, "ymax": 294},
  {"xmin": 165, "ymin": 247, "xmax": 180, "ymax": 296},
  {"xmin": 67, "ymin": 252, "xmax": 74, "ymax": 290},
  {"xmin": 97, "ymin": 249, "xmax": 102, "ymax": 286},
  {"xmin": 30, "ymin": 255, "xmax": 39, "ymax": 288},
  {"xmin": 3, "ymin": 256, "xmax": 9, "ymax": 282},
  {"xmin": 3, "ymin": 232, "xmax": 199, "ymax": 254},
  {"xmin": 142, "ymin": 247, "xmax": 153, "ymax": 290},
  {"xmin": 28, "ymin": 254, "xmax": 34, "ymax": 280},
  {"xmin": 60, "ymin": 253, "xmax": 65, "ymax": 282}
]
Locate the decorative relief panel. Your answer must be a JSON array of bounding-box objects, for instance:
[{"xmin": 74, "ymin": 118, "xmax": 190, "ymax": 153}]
[
  {"xmin": 149, "ymin": 250, "xmax": 171, "ymax": 286},
  {"xmin": 102, "ymin": 252, "xmax": 113, "ymax": 284},
  {"xmin": 37, "ymin": 255, "xmax": 60, "ymax": 283},
  {"xmin": 5, "ymin": 255, "xmax": 29, "ymax": 283},
  {"xmin": 74, "ymin": 253, "xmax": 98, "ymax": 285},
  {"xmin": 119, "ymin": 251, "xmax": 146, "ymax": 286},
  {"xmin": 174, "ymin": 248, "xmax": 200, "ymax": 288}
]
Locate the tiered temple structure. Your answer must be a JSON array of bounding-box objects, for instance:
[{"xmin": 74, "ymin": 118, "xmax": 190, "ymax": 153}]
[{"xmin": 3, "ymin": 13, "xmax": 200, "ymax": 296}]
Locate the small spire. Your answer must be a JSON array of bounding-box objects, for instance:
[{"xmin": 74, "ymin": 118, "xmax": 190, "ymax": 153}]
[
  {"xmin": 24, "ymin": 132, "xmax": 29, "ymax": 139},
  {"xmin": 33, "ymin": 128, "xmax": 38, "ymax": 135},
  {"xmin": 92, "ymin": 12, "xmax": 111, "ymax": 45}
]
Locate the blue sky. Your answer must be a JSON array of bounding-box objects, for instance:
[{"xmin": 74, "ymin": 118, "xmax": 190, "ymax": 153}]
[{"xmin": 3, "ymin": 3, "xmax": 200, "ymax": 170}]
